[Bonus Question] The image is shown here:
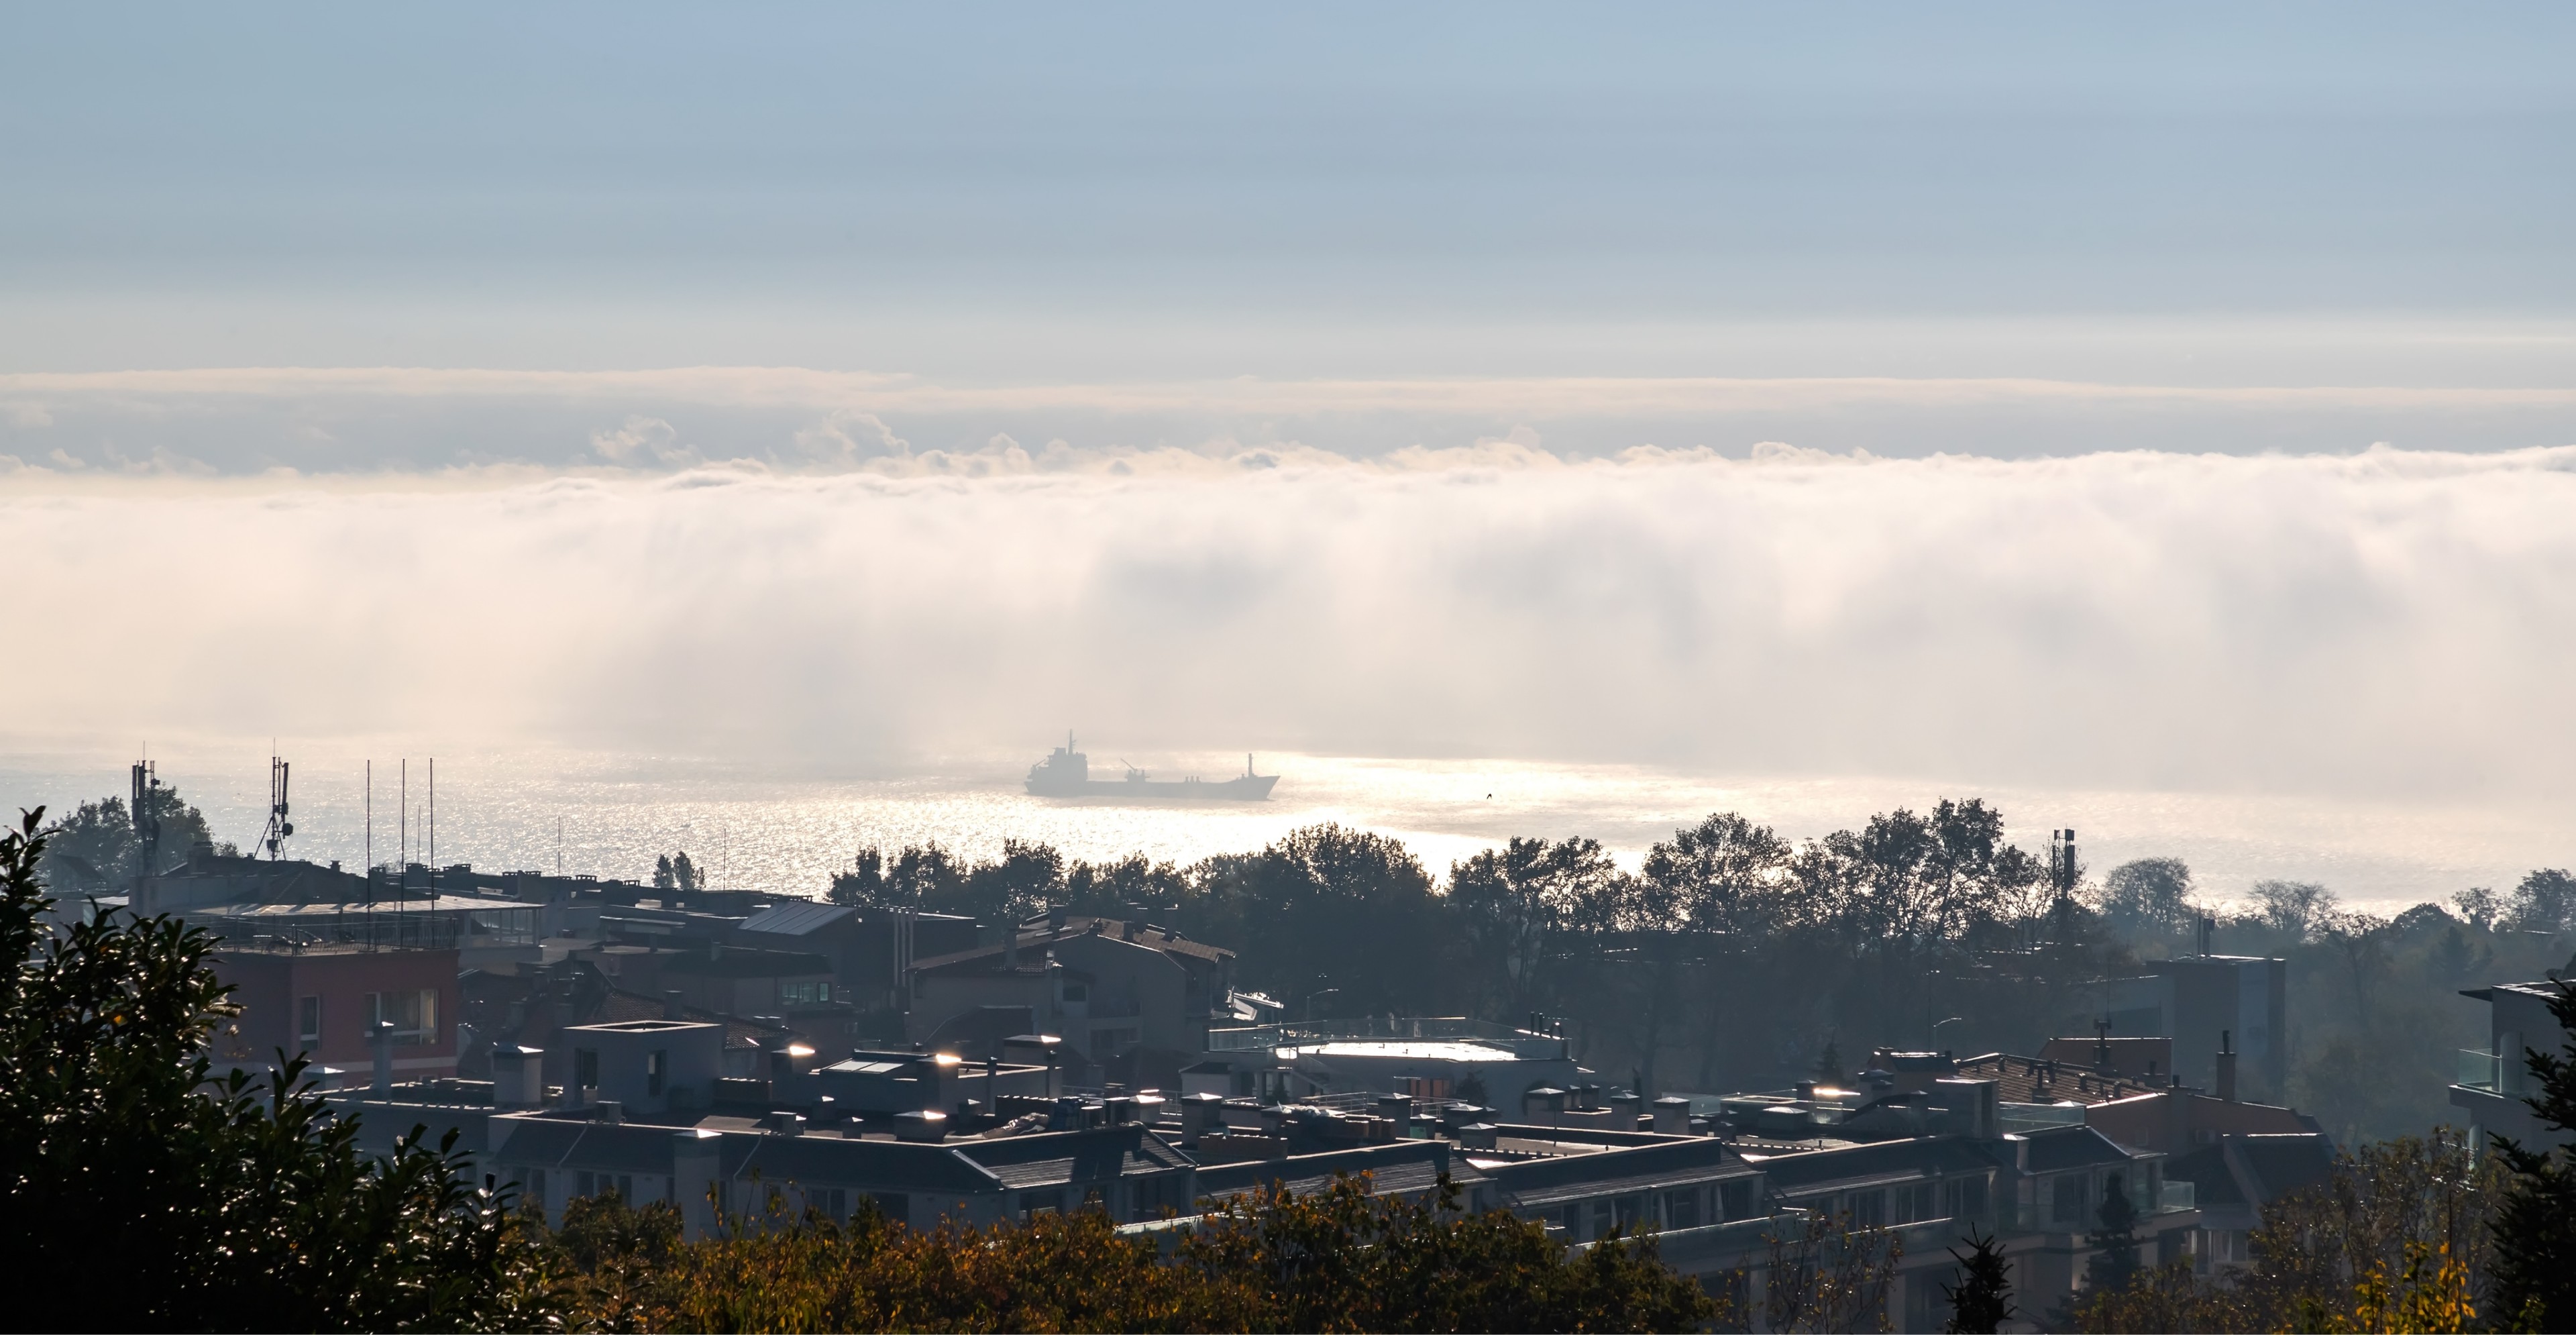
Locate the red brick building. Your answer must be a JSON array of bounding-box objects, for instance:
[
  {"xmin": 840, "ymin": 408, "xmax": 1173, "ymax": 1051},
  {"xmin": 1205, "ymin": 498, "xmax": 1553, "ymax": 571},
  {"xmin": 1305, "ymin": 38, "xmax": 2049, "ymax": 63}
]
[{"xmin": 210, "ymin": 944, "xmax": 462, "ymax": 1081}]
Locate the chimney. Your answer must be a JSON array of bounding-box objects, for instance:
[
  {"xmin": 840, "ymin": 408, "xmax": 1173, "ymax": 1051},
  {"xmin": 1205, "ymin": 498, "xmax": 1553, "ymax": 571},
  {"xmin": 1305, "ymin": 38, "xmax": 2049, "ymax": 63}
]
[
  {"xmin": 2216, "ymin": 1030, "xmax": 2239, "ymax": 1102},
  {"xmin": 663, "ymin": 989, "xmax": 687, "ymax": 1021},
  {"xmin": 1179, "ymin": 1091, "xmax": 1223, "ymax": 1146}
]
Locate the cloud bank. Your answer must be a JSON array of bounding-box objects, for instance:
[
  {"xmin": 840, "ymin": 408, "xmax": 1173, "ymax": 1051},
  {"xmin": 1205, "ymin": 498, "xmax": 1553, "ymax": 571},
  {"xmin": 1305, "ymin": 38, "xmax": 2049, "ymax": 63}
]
[
  {"xmin": 6, "ymin": 443, "xmax": 2573, "ymax": 804},
  {"xmin": 3, "ymin": 365, "xmax": 2573, "ymax": 477}
]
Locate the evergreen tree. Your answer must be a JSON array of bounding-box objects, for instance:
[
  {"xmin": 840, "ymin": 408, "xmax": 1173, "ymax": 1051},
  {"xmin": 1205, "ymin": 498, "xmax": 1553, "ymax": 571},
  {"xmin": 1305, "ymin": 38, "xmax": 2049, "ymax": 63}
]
[
  {"xmin": 1943, "ymin": 1231, "xmax": 2015, "ymax": 1334},
  {"xmin": 672, "ymin": 849, "xmax": 700, "ymax": 892},
  {"xmin": 1813, "ymin": 1032, "xmax": 1845, "ymax": 1083},
  {"xmin": 653, "ymin": 853, "xmax": 676, "ymax": 890},
  {"xmin": 2085, "ymin": 1173, "xmax": 2142, "ymax": 1295},
  {"xmin": 2491, "ymin": 974, "xmax": 2576, "ymax": 1332}
]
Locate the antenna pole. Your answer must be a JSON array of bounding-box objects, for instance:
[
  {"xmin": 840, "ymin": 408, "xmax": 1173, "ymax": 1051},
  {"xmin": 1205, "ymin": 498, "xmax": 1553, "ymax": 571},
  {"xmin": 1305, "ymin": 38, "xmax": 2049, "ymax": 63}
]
[{"xmin": 428, "ymin": 758, "xmax": 436, "ymax": 907}]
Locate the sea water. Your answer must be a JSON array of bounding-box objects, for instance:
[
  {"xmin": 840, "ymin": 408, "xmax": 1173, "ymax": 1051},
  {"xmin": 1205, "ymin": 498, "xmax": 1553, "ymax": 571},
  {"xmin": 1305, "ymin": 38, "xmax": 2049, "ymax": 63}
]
[{"xmin": 3, "ymin": 747, "xmax": 2563, "ymax": 918}]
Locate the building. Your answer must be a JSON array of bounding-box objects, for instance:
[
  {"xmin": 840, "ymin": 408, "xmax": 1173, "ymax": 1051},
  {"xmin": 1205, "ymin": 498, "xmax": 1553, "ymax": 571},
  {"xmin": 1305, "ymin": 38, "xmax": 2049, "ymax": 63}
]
[
  {"xmin": 735, "ymin": 900, "xmax": 981, "ymax": 1015},
  {"xmin": 1945, "ymin": 1047, "xmax": 2323, "ymax": 1153},
  {"xmin": 1195, "ymin": 1016, "xmax": 1586, "ymax": 1106},
  {"xmin": 2451, "ymin": 980, "xmax": 2576, "ymax": 1152},
  {"xmin": 907, "ymin": 915, "xmax": 1239, "ymax": 1089},
  {"xmin": 2161, "ymin": 1133, "xmax": 2337, "ymax": 1275},
  {"xmin": 487, "ymin": 1106, "xmax": 1199, "ymax": 1232},
  {"xmin": 209, "ymin": 941, "xmax": 462, "ymax": 1083},
  {"xmin": 2090, "ymin": 955, "xmax": 2288, "ymax": 1100}
]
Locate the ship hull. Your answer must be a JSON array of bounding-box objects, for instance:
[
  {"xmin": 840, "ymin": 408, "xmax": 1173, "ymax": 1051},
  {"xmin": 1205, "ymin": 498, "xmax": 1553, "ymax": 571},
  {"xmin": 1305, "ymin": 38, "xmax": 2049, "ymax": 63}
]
[{"xmin": 1025, "ymin": 773, "xmax": 1278, "ymax": 801}]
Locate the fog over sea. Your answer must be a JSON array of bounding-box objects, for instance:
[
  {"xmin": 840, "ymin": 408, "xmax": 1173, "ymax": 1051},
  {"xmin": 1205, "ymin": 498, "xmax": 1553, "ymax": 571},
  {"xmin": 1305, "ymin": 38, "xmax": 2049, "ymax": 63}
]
[{"xmin": 3, "ymin": 745, "xmax": 2559, "ymax": 918}]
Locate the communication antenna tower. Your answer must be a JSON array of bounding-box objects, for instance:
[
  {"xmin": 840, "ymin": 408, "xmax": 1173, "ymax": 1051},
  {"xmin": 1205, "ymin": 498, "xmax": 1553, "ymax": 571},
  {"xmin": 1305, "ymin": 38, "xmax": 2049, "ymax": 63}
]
[
  {"xmin": 129, "ymin": 753, "xmax": 164, "ymax": 888},
  {"xmin": 2049, "ymin": 828, "xmax": 2079, "ymax": 900},
  {"xmin": 257, "ymin": 752, "xmax": 294, "ymax": 859}
]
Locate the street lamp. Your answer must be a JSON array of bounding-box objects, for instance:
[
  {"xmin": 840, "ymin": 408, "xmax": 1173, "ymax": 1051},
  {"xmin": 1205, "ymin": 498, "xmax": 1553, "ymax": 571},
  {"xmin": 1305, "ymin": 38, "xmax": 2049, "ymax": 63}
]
[
  {"xmin": 1304, "ymin": 988, "xmax": 1340, "ymax": 1024},
  {"xmin": 1932, "ymin": 1016, "xmax": 1967, "ymax": 1053}
]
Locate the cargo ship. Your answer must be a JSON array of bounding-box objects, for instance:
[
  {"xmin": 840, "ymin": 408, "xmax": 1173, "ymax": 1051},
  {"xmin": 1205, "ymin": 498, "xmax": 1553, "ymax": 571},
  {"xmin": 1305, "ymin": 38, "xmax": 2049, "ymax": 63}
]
[{"xmin": 1024, "ymin": 734, "xmax": 1278, "ymax": 800}]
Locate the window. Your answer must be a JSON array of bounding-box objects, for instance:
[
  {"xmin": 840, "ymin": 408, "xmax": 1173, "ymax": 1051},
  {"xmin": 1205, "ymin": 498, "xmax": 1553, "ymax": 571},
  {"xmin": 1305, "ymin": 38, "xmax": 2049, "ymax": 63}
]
[
  {"xmin": 1021, "ymin": 1189, "xmax": 1064, "ymax": 1219},
  {"xmin": 526, "ymin": 1169, "xmax": 547, "ymax": 1206},
  {"xmin": 1850, "ymin": 1189, "xmax": 1886, "ymax": 1226},
  {"xmin": 297, "ymin": 996, "xmax": 321, "ymax": 1052},
  {"xmin": 2053, "ymin": 1174, "xmax": 2088, "ymax": 1227},
  {"xmin": 577, "ymin": 1171, "xmax": 596, "ymax": 1198},
  {"xmin": 1560, "ymin": 1204, "xmax": 1582, "ymax": 1237},
  {"xmin": 575, "ymin": 1048, "xmax": 600, "ymax": 1093},
  {"xmin": 617, "ymin": 1175, "xmax": 633, "ymax": 1202},
  {"xmin": 1614, "ymin": 1195, "xmax": 1644, "ymax": 1230},
  {"xmin": 1943, "ymin": 1175, "xmax": 1988, "ymax": 1221},
  {"xmin": 366, "ymin": 989, "xmax": 437, "ymax": 1045},
  {"xmin": 1061, "ymin": 983, "xmax": 1087, "ymax": 1002},
  {"xmin": 1719, "ymin": 1180, "xmax": 1753, "ymax": 1222},
  {"xmin": 1664, "ymin": 1189, "xmax": 1700, "ymax": 1230},
  {"xmin": 1895, "ymin": 1181, "xmax": 1936, "ymax": 1224},
  {"xmin": 867, "ymin": 1193, "xmax": 909, "ymax": 1226},
  {"xmin": 1591, "ymin": 1199, "xmax": 1613, "ymax": 1237},
  {"xmin": 781, "ymin": 981, "xmax": 834, "ymax": 1006},
  {"xmin": 648, "ymin": 1049, "xmax": 667, "ymax": 1097},
  {"xmin": 811, "ymin": 1187, "xmax": 848, "ymax": 1221}
]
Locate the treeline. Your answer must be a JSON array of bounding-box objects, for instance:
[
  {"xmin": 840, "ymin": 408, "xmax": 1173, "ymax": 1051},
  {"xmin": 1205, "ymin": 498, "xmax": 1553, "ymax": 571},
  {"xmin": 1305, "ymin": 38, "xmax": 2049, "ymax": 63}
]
[
  {"xmin": 828, "ymin": 804, "xmax": 2576, "ymax": 1139},
  {"xmin": 832, "ymin": 800, "xmax": 2107, "ymax": 1097}
]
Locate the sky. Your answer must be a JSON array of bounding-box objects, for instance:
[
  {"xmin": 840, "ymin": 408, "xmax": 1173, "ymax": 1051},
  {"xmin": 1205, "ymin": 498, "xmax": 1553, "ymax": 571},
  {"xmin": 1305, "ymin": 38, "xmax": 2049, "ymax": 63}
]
[{"xmin": 3, "ymin": 3, "xmax": 2573, "ymax": 846}]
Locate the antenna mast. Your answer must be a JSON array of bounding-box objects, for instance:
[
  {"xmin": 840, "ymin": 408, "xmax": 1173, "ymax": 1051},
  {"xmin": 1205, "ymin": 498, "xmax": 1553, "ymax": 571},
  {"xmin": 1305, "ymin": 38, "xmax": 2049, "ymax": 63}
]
[
  {"xmin": 129, "ymin": 754, "xmax": 162, "ymax": 888},
  {"xmin": 257, "ymin": 751, "xmax": 294, "ymax": 859}
]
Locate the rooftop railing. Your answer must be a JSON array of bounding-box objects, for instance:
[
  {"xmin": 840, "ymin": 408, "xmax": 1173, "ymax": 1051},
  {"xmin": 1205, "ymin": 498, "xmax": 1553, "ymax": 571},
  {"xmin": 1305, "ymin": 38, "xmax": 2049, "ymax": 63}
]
[{"xmin": 1204, "ymin": 1016, "xmax": 1550, "ymax": 1053}]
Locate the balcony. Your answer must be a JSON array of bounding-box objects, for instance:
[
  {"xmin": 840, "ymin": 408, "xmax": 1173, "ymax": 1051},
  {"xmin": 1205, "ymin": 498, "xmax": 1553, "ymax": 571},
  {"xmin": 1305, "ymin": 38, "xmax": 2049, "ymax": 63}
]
[{"xmin": 2457, "ymin": 1049, "xmax": 2502, "ymax": 1093}]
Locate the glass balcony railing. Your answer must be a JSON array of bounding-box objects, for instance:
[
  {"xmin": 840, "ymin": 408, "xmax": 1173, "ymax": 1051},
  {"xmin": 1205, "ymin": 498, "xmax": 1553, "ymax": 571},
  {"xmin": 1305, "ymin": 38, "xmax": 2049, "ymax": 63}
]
[
  {"xmin": 2457, "ymin": 1049, "xmax": 2502, "ymax": 1092},
  {"xmin": 2159, "ymin": 1181, "xmax": 2196, "ymax": 1212}
]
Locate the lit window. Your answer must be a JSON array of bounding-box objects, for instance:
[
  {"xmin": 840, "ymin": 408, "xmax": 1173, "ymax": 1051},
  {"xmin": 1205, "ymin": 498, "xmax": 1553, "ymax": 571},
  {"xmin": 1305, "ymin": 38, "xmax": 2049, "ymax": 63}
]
[{"xmin": 366, "ymin": 989, "xmax": 437, "ymax": 1045}]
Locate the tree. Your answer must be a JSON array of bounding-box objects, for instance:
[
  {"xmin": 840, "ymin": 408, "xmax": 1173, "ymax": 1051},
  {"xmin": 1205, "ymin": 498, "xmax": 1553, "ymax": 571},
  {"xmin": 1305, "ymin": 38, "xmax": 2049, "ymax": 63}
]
[
  {"xmin": 672, "ymin": 849, "xmax": 702, "ymax": 892},
  {"xmin": 827, "ymin": 847, "xmax": 885, "ymax": 906},
  {"xmin": 39, "ymin": 784, "xmax": 234, "ymax": 888},
  {"xmin": 2251, "ymin": 879, "xmax": 2338, "ymax": 941},
  {"xmin": 2084, "ymin": 1172, "xmax": 2140, "ymax": 1297},
  {"xmin": 2097, "ymin": 858, "xmax": 2195, "ymax": 941},
  {"xmin": 654, "ymin": 853, "xmax": 676, "ymax": 890},
  {"xmin": 552, "ymin": 1171, "xmax": 1717, "ymax": 1332},
  {"xmin": 1941, "ymin": 1231, "xmax": 2014, "ymax": 1334},
  {"xmin": 2452, "ymin": 886, "xmax": 2501, "ymax": 931},
  {"xmin": 1764, "ymin": 1209, "xmax": 1900, "ymax": 1333},
  {"xmin": 2491, "ymin": 975, "xmax": 2576, "ymax": 1332},
  {"xmin": 0, "ymin": 808, "xmax": 548, "ymax": 1331},
  {"xmin": 2506, "ymin": 869, "xmax": 2576, "ymax": 934}
]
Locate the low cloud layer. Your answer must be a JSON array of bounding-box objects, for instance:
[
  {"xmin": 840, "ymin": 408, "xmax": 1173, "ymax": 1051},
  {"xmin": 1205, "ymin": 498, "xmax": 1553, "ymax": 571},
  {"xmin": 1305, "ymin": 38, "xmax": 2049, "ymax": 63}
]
[{"xmin": 6, "ymin": 443, "xmax": 2574, "ymax": 806}]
